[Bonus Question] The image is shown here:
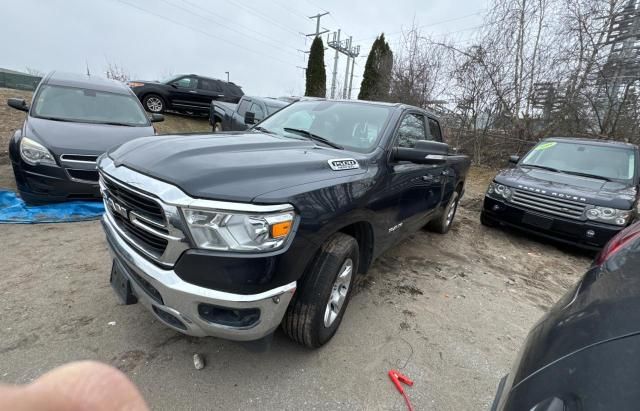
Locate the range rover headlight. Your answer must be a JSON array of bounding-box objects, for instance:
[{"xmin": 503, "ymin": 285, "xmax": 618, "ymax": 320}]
[
  {"xmin": 20, "ymin": 137, "xmax": 56, "ymax": 166},
  {"xmin": 585, "ymin": 206, "xmax": 632, "ymax": 226},
  {"xmin": 182, "ymin": 208, "xmax": 295, "ymax": 252},
  {"xmin": 487, "ymin": 182, "xmax": 512, "ymax": 201}
]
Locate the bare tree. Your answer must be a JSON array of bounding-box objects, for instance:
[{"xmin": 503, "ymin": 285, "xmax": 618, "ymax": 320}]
[
  {"xmin": 24, "ymin": 67, "xmax": 44, "ymax": 77},
  {"xmin": 104, "ymin": 63, "xmax": 131, "ymax": 82}
]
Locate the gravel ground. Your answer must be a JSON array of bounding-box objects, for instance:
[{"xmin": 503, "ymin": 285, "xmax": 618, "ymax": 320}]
[{"xmin": 0, "ymin": 153, "xmax": 592, "ymax": 410}]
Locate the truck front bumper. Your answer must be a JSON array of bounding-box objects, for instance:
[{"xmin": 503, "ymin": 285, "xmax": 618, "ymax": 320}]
[{"xmin": 102, "ymin": 214, "xmax": 296, "ymax": 341}]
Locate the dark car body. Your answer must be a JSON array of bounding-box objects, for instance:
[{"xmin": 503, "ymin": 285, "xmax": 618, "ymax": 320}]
[
  {"xmin": 97, "ymin": 100, "xmax": 471, "ymax": 343},
  {"xmin": 491, "ymin": 221, "xmax": 640, "ymax": 410},
  {"xmin": 8, "ymin": 71, "xmax": 158, "ymax": 204},
  {"xmin": 209, "ymin": 96, "xmax": 289, "ymax": 131},
  {"xmin": 129, "ymin": 74, "xmax": 243, "ymax": 115},
  {"xmin": 482, "ymin": 137, "xmax": 639, "ymax": 249}
]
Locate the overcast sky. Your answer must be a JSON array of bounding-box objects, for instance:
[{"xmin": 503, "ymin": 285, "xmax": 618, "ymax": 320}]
[{"xmin": 3, "ymin": 0, "xmax": 486, "ymax": 97}]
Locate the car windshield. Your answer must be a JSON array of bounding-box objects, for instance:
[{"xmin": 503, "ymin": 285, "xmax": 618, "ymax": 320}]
[
  {"xmin": 32, "ymin": 84, "xmax": 150, "ymax": 126},
  {"xmin": 256, "ymin": 101, "xmax": 393, "ymax": 152},
  {"xmin": 159, "ymin": 75, "xmax": 180, "ymax": 84},
  {"xmin": 521, "ymin": 140, "xmax": 636, "ymax": 182}
]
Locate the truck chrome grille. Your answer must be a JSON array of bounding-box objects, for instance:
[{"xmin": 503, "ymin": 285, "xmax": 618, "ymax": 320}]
[
  {"xmin": 511, "ymin": 189, "xmax": 586, "ymax": 220},
  {"xmin": 100, "ymin": 174, "xmax": 170, "ymax": 259}
]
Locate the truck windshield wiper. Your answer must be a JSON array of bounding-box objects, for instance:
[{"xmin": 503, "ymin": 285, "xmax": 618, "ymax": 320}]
[
  {"xmin": 520, "ymin": 163, "xmax": 561, "ymax": 173},
  {"xmin": 36, "ymin": 116, "xmax": 74, "ymax": 122},
  {"xmin": 102, "ymin": 122, "xmax": 135, "ymax": 127},
  {"xmin": 253, "ymin": 126, "xmax": 275, "ymax": 134},
  {"xmin": 559, "ymin": 170, "xmax": 612, "ymax": 182},
  {"xmin": 283, "ymin": 127, "xmax": 343, "ymax": 150}
]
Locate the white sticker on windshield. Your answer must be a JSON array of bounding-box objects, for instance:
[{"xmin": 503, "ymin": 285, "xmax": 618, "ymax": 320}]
[{"xmin": 328, "ymin": 159, "xmax": 360, "ymax": 171}]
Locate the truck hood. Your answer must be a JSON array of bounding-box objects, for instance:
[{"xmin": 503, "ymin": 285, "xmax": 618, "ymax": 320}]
[
  {"xmin": 495, "ymin": 166, "xmax": 637, "ymax": 209},
  {"xmin": 106, "ymin": 132, "xmax": 368, "ymax": 203},
  {"xmin": 26, "ymin": 116, "xmax": 155, "ymax": 156}
]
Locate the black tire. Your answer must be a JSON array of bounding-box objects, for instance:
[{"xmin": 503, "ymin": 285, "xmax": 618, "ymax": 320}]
[
  {"xmin": 142, "ymin": 94, "xmax": 165, "ymax": 113},
  {"xmin": 212, "ymin": 121, "xmax": 223, "ymax": 132},
  {"xmin": 427, "ymin": 189, "xmax": 461, "ymax": 234},
  {"xmin": 480, "ymin": 211, "xmax": 497, "ymax": 227},
  {"xmin": 282, "ymin": 232, "xmax": 359, "ymax": 348}
]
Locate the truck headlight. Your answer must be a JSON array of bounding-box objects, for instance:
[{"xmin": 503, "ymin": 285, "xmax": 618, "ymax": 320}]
[
  {"xmin": 182, "ymin": 208, "xmax": 295, "ymax": 252},
  {"xmin": 487, "ymin": 182, "xmax": 512, "ymax": 201},
  {"xmin": 20, "ymin": 137, "xmax": 56, "ymax": 166},
  {"xmin": 585, "ymin": 206, "xmax": 632, "ymax": 226}
]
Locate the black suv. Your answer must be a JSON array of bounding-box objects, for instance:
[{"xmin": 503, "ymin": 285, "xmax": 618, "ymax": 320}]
[{"xmin": 128, "ymin": 74, "xmax": 243, "ymax": 115}]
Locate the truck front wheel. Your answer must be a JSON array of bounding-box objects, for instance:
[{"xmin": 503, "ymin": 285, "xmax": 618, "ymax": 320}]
[{"xmin": 282, "ymin": 232, "xmax": 359, "ymax": 348}]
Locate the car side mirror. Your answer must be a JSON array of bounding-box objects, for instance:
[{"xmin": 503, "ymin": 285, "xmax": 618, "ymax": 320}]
[
  {"xmin": 244, "ymin": 111, "xmax": 256, "ymax": 125},
  {"xmin": 170, "ymin": 82, "xmax": 178, "ymax": 88},
  {"xmin": 7, "ymin": 98, "xmax": 29, "ymax": 112},
  {"xmin": 392, "ymin": 140, "xmax": 449, "ymax": 165},
  {"xmin": 509, "ymin": 155, "xmax": 520, "ymax": 164},
  {"xmin": 150, "ymin": 113, "xmax": 164, "ymax": 123}
]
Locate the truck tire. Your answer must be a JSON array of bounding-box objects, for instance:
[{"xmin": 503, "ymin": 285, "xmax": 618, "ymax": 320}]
[
  {"xmin": 427, "ymin": 189, "xmax": 461, "ymax": 234},
  {"xmin": 282, "ymin": 232, "xmax": 359, "ymax": 348},
  {"xmin": 212, "ymin": 121, "xmax": 222, "ymax": 132},
  {"xmin": 143, "ymin": 94, "xmax": 165, "ymax": 113}
]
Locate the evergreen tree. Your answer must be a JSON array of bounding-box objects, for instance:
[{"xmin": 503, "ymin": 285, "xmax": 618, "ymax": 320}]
[
  {"xmin": 358, "ymin": 34, "xmax": 393, "ymax": 101},
  {"xmin": 305, "ymin": 37, "xmax": 326, "ymax": 97}
]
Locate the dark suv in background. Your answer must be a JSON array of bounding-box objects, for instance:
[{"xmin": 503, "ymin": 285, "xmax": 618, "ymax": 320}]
[{"xmin": 128, "ymin": 74, "xmax": 243, "ymax": 115}]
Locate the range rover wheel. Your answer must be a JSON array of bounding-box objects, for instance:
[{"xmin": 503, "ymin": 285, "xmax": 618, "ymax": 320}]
[
  {"xmin": 143, "ymin": 94, "xmax": 165, "ymax": 113},
  {"xmin": 212, "ymin": 121, "xmax": 222, "ymax": 132},
  {"xmin": 428, "ymin": 189, "xmax": 460, "ymax": 234},
  {"xmin": 282, "ymin": 232, "xmax": 359, "ymax": 348}
]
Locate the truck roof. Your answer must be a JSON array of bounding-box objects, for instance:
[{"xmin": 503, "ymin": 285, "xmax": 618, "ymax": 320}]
[
  {"xmin": 544, "ymin": 137, "xmax": 638, "ymax": 149},
  {"xmin": 43, "ymin": 71, "xmax": 132, "ymax": 95}
]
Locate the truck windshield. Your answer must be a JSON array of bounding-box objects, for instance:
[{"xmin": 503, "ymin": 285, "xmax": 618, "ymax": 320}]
[
  {"xmin": 31, "ymin": 84, "xmax": 150, "ymax": 126},
  {"xmin": 521, "ymin": 141, "xmax": 636, "ymax": 183},
  {"xmin": 256, "ymin": 101, "xmax": 393, "ymax": 152}
]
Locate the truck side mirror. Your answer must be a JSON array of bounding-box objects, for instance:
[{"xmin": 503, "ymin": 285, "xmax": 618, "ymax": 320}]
[
  {"xmin": 244, "ymin": 111, "xmax": 256, "ymax": 125},
  {"xmin": 392, "ymin": 140, "xmax": 449, "ymax": 165},
  {"xmin": 7, "ymin": 98, "xmax": 29, "ymax": 112},
  {"xmin": 150, "ymin": 113, "xmax": 164, "ymax": 123},
  {"xmin": 509, "ymin": 155, "xmax": 520, "ymax": 164}
]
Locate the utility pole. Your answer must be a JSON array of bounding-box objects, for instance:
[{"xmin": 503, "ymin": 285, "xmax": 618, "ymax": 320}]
[
  {"xmin": 225, "ymin": 71, "xmax": 229, "ymax": 82},
  {"xmin": 328, "ymin": 30, "xmax": 360, "ymax": 99},
  {"xmin": 342, "ymin": 37, "xmax": 352, "ymax": 99},
  {"xmin": 306, "ymin": 12, "xmax": 329, "ymax": 38},
  {"xmin": 347, "ymin": 57, "xmax": 356, "ymax": 99},
  {"xmin": 329, "ymin": 29, "xmax": 341, "ymax": 98}
]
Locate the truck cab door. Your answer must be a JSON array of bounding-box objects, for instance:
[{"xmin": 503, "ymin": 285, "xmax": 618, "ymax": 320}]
[
  {"xmin": 233, "ymin": 99, "xmax": 252, "ymax": 130},
  {"xmin": 387, "ymin": 112, "xmax": 445, "ymax": 234}
]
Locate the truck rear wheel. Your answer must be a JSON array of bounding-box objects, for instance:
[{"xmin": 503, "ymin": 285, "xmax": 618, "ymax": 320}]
[
  {"xmin": 427, "ymin": 189, "xmax": 460, "ymax": 234},
  {"xmin": 212, "ymin": 121, "xmax": 222, "ymax": 132},
  {"xmin": 282, "ymin": 232, "xmax": 359, "ymax": 348}
]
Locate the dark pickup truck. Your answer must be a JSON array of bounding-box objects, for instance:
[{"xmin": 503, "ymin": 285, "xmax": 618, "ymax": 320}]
[
  {"xmin": 210, "ymin": 95, "xmax": 288, "ymax": 132},
  {"xmin": 482, "ymin": 137, "xmax": 639, "ymax": 249},
  {"xmin": 97, "ymin": 99, "xmax": 470, "ymax": 348}
]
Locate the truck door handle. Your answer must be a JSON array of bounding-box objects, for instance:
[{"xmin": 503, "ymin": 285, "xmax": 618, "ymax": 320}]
[
  {"xmin": 189, "ymin": 90, "xmax": 197, "ymax": 93},
  {"xmin": 422, "ymin": 175, "xmax": 434, "ymax": 181}
]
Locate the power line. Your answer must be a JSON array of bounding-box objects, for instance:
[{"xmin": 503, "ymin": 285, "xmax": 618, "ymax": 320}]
[
  {"xmin": 111, "ymin": 0, "xmax": 296, "ymax": 69},
  {"xmin": 354, "ymin": 10, "xmax": 487, "ymax": 43},
  {"xmin": 225, "ymin": 0, "xmax": 304, "ymax": 37},
  {"xmin": 168, "ymin": 0, "xmax": 301, "ymax": 59}
]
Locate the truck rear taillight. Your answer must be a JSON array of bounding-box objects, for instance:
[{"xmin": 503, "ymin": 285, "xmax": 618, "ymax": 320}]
[{"xmin": 595, "ymin": 222, "xmax": 640, "ymax": 266}]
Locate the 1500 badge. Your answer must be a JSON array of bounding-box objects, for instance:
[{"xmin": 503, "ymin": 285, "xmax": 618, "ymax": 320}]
[{"xmin": 328, "ymin": 158, "xmax": 359, "ymax": 171}]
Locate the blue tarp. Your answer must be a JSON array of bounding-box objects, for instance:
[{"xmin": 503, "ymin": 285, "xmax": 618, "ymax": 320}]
[{"xmin": 0, "ymin": 190, "xmax": 104, "ymax": 223}]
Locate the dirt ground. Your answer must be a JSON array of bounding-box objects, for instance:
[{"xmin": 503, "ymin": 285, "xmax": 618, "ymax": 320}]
[{"xmin": 0, "ymin": 87, "xmax": 592, "ymax": 409}]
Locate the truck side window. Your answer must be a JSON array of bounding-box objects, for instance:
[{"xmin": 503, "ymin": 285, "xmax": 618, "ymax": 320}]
[
  {"xmin": 428, "ymin": 118, "xmax": 443, "ymax": 141},
  {"xmin": 250, "ymin": 103, "xmax": 265, "ymax": 121},
  {"xmin": 396, "ymin": 113, "xmax": 427, "ymax": 148},
  {"xmin": 173, "ymin": 77, "xmax": 196, "ymax": 89},
  {"xmin": 237, "ymin": 100, "xmax": 251, "ymax": 116}
]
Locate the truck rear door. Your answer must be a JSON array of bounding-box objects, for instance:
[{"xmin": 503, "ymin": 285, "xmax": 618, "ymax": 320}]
[{"xmin": 387, "ymin": 111, "xmax": 446, "ymax": 233}]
